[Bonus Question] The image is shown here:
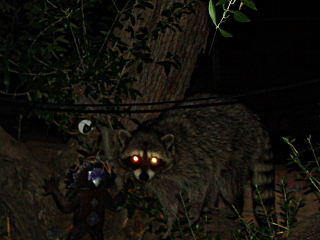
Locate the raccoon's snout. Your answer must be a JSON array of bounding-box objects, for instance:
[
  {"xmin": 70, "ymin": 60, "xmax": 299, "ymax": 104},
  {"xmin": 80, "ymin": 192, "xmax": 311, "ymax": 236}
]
[
  {"xmin": 133, "ymin": 169, "xmax": 156, "ymax": 182},
  {"xmin": 139, "ymin": 172, "xmax": 149, "ymax": 182}
]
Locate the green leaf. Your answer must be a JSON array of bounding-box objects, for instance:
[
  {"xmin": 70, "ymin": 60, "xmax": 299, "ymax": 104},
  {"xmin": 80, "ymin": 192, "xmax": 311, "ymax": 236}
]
[
  {"xmin": 218, "ymin": 28, "xmax": 233, "ymax": 38},
  {"xmin": 229, "ymin": 10, "xmax": 251, "ymax": 22},
  {"xmin": 55, "ymin": 35, "xmax": 69, "ymax": 44},
  {"xmin": 80, "ymin": 141, "xmax": 91, "ymax": 150},
  {"xmin": 208, "ymin": 0, "xmax": 217, "ymax": 26},
  {"xmin": 100, "ymin": 30, "xmax": 108, "ymax": 35},
  {"xmin": 241, "ymin": 0, "xmax": 257, "ymax": 10},
  {"xmin": 69, "ymin": 22, "xmax": 79, "ymax": 29},
  {"xmin": 36, "ymin": 90, "xmax": 42, "ymax": 99},
  {"xmin": 216, "ymin": 0, "xmax": 228, "ymax": 5}
]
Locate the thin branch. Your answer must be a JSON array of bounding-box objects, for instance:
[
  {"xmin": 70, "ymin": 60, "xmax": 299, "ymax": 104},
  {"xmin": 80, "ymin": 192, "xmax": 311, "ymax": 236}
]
[
  {"xmin": 7, "ymin": 69, "xmax": 57, "ymax": 76},
  {"xmin": 69, "ymin": 22, "xmax": 86, "ymax": 72},
  {"xmin": 0, "ymin": 90, "xmax": 33, "ymax": 96}
]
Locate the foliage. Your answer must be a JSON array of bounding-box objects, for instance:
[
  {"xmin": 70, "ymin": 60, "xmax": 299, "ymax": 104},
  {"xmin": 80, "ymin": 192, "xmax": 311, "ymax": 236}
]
[
  {"xmin": 0, "ymin": 0, "xmax": 195, "ymax": 135},
  {"xmin": 125, "ymin": 179, "xmax": 303, "ymax": 239},
  {"xmin": 232, "ymin": 190, "xmax": 275, "ymax": 239},
  {"xmin": 283, "ymin": 136, "xmax": 320, "ymax": 193},
  {"xmin": 233, "ymin": 136, "xmax": 320, "ymax": 239},
  {"xmin": 207, "ymin": 0, "xmax": 256, "ymax": 52},
  {"xmin": 208, "ymin": 0, "xmax": 256, "ymax": 38},
  {"xmin": 170, "ymin": 192, "xmax": 221, "ymax": 239},
  {"xmin": 233, "ymin": 179, "xmax": 304, "ymax": 240},
  {"xmin": 124, "ymin": 187, "xmax": 221, "ymax": 239},
  {"xmin": 276, "ymin": 177, "xmax": 304, "ymax": 232}
]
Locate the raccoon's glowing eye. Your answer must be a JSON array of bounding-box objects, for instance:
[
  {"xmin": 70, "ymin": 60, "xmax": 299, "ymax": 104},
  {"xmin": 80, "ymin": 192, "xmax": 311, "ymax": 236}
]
[
  {"xmin": 150, "ymin": 157, "xmax": 158, "ymax": 164},
  {"xmin": 132, "ymin": 155, "xmax": 140, "ymax": 162}
]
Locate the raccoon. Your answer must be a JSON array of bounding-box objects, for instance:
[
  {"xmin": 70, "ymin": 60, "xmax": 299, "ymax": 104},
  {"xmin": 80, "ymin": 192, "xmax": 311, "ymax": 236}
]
[{"xmin": 115, "ymin": 94, "xmax": 274, "ymax": 238}]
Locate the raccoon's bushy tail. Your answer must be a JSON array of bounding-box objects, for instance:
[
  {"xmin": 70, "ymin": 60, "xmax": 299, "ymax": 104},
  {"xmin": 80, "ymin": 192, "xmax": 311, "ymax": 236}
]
[{"xmin": 251, "ymin": 133, "xmax": 275, "ymax": 224}]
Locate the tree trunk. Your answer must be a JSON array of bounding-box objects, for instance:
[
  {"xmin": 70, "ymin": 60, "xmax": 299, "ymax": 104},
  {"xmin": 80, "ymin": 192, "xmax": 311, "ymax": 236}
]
[
  {"xmin": 119, "ymin": 0, "xmax": 209, "ymax": 131},
  {"xmin": 0, "ymin": 0, "xmax": 209, "ymax": 239}
]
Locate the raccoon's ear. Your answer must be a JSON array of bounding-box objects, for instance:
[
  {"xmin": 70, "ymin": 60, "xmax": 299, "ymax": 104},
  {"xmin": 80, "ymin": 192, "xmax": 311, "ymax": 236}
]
[
  {"xmin": 161, "ymin": 134, "xmax": 174, "ymax": 149},
  {"xmin": 118, "ymin": 130, "xmax": 132, "ymax": 146}
]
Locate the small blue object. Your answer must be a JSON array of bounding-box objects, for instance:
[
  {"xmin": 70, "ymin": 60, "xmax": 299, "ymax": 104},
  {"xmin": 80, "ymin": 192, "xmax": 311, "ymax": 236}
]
[
  {"xmin": 87, "ymin": 211, "xmax": 99, "ymax": 226},
  {"xmin": 88, "ymin": 168, "xmax": 106, "ymax": 181},
  {"xmin": 91, "ymin": 198, "xmax": 99, "ymax": 207}
]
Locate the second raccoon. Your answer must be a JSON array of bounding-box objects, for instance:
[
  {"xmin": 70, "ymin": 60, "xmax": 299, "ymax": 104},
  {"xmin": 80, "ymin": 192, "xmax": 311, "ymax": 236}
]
[{"xmin": 115, "ymin": 94, "xmax": 275, "ymax": 238}]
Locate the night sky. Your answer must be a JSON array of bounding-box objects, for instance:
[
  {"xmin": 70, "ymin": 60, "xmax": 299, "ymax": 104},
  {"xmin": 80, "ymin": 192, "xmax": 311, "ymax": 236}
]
[{"xmin": 187, "ymin": 1, "xmax": 320, "ymax": 164}]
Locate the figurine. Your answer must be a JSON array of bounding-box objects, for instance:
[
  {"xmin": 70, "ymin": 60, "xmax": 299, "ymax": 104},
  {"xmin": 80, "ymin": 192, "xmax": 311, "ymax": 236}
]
[{"xmin": 43, "ymin": 160, "xmax": 124, "ymax": 240}]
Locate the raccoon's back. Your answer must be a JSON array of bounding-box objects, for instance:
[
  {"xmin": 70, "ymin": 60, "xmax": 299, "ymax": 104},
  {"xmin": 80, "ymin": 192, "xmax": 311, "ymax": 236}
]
[{"xmin": 147, "ymin": 94, "xmax": 267, "ymax": 163}]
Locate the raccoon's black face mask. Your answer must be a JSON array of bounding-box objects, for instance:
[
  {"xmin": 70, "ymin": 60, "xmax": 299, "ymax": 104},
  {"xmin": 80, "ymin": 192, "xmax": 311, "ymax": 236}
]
[{"xmin": 118, "ymin": 129, "xmax": 174, "ymax": 182}]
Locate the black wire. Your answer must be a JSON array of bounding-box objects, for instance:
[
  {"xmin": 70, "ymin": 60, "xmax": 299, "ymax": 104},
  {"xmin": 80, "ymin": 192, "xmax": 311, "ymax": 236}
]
[
  {"xmin": 1, "ymin": 78, "xmax": 319, "ymax": 113},
  {"xmin": 33, "ymin": 100, "xmax": 240, "ymax": 113}
]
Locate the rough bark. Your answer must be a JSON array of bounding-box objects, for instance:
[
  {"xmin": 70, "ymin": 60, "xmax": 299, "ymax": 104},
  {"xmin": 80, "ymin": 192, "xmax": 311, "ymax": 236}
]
[{"xmin": 119, "ymin": 0, "xmax": 209, "ymax": 131}]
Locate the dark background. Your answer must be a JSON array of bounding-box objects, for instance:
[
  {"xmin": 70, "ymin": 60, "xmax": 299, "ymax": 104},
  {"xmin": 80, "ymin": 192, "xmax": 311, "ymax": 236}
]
[
  {"xmin": 188, "ymin": 0, "xmax": 320, "ymax": 164},
  {"xmin": 1, "ymin": 0, "xmax": 320, "ymax": 165}
]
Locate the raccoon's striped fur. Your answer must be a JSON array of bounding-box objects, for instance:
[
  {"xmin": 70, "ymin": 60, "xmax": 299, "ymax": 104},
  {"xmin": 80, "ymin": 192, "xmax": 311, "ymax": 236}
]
[{"xmin": 115, "ymin": 94, "xmax": 274, "ymax": 238}]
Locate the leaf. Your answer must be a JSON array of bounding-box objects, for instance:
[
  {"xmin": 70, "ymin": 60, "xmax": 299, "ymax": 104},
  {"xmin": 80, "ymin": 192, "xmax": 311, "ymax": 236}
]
[
  {"xmin": 143, "ymin": 2, "xmax": 154, "ymax": 9},
  {"xmin": 137, "ymin": 62, "xmax": 143, "ymax": 74},
  {"xmin": 129, "ymin": 118, "xmax": 141, "ymax": 126},
  {"xmin": 80, "ymin": 141, "xmax": 91, "ymax": 150},
  {"xmin": 241, "ymin": 0, "xmax": 257, "ymax": 10},
  {"xmin": 157, "ymin": 61, "xmax": 171, "ymax": 76},
  {"xmin": 100, "ymin": 30, "xmax": 109, "ymax": 35},
  {"xmin": 26, "ymin": 93, "xmax": 32, "ymax": 101},
  {"xmin": 137, "ymin": 1, "xmax": 154, "ymax": 10},
  {"xmin": 152, "ymin": 30, "xmax": 159, "ymax": 39},
  {"xmin": 36, "ymin": 90, "xmax": 43, "ymax": 99},
  {"xmin": 172, "ymin": 23, "xmax": 182, "ymax": 32},
  {"xmin": 77, "ymin": 149, "xmax": 89, "ymax": 157},
  {"xmin": 130, "ymin": 88, "xmax": 142, "ymax": 98},
  {"xmin": 126, "ymin": 59, "xmax": 135, "ymax": 68},
  {"xmin": 216, "ymin": 0, "xmax": 228, "ymax": 5},
  {"xmin": 208, "ymin": 0, "xmax": 217, "ymax": 26},
  {"xmin": 161, "ymin": 9, "xmax": 172, "ymax": 17},
  {"xmin": 229, "ymin": 10, "xmax": 250, "ymax": 22},
  {"xmin": 218, "ymin": 28, "xmax": 233, "ymax": 38},
  {"xmin": 69, "ymin": 22, "xmax": 79, "ymax": 29},
  {"xmin": 126, "ymin": 204, "xmax": 137, "ymax": 219},
  {"xmin": 55, "ymin": 35, "xmax": 69, "ymax": 44},
  {"xmin": 172, "ymin": 2, "xmax": 184, "ymax": 11}
]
